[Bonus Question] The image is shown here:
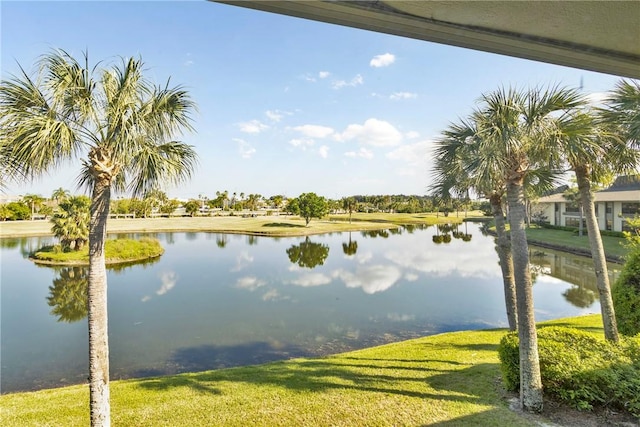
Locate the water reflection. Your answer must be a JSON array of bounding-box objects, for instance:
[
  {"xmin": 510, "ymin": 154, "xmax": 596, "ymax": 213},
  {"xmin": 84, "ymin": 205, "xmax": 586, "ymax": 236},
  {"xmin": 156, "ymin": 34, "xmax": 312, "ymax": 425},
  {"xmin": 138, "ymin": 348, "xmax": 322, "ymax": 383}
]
[
  {"xmin": 47, "ymin": 267, "xmax": 88, "ymax": 323},
  {"xmin": 342, "ymin": 232, "xmax": 358, "ymax": 257},
  {"xmin": 286, "ymin": 237, "xmax": 330, "ymax": 268},
  {"xmin": 1, "ymin": 225, "xmax": 621, "ymax": 393},
  {"xmin": 361, "ymin": 229, "xmax": 390, "ymax": 238}
]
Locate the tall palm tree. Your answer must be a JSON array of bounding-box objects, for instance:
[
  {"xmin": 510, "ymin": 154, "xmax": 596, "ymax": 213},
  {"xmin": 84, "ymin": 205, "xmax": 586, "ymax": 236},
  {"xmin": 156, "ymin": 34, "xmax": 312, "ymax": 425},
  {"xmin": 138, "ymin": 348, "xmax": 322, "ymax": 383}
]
[
  {"xmin": 473, "ymin": 85, "xmax": 585, "ymax": 413},
  {"xmin": 550, "ymin": 100, "xmax": 639, "ymax": 342},
  {"xmin": 0, "ymin": 49, "xmax": 197, "ymax": 426},
  {"xmin": 52, "ymin": 187, "xmax": 71, "ymax": 204},
  {"xmin": 432, "ymin": 114, "xmax": 518, "ymax": 331},
  {"xmin": 601, "ymin": 79, "xmax": 640, "ymax": 148}
]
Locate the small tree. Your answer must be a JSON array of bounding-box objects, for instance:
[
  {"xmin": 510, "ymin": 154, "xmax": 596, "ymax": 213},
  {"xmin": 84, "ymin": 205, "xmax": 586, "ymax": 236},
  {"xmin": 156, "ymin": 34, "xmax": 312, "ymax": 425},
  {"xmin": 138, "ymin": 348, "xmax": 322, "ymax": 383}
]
[
  {"xmin": 184, "ymin": 200, "xmax": 200, "ymax": 217},
  {"xmin": 342, "ymin": 197, "xmax": 357, "ymax": 223},
  {"xmin": 296, "ymin": 192, "xmax": 328, "ymax": 226},
  {"xmin": 51, "ymin": 196, "xmax": 90, "ymax": 251}
]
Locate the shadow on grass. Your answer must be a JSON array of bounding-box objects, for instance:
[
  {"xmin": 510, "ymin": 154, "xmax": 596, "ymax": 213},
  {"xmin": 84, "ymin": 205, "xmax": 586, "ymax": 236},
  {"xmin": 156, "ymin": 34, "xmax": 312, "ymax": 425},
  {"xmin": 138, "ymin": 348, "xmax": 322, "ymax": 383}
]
[
  {"xmin": 262, "ymin": 222, "xmax": 305, "ymax": 228},
  {"xmin": 136, "ymin": 341, "xmax": 502, "ymax": 408}
]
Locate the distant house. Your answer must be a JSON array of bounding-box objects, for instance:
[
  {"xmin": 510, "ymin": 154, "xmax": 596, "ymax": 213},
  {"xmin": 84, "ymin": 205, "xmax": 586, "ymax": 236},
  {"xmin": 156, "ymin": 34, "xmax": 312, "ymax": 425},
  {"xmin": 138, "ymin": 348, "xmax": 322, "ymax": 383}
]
[{"xmin": 535, "ymin": 175, "xmax": 640, "ymax": 232}]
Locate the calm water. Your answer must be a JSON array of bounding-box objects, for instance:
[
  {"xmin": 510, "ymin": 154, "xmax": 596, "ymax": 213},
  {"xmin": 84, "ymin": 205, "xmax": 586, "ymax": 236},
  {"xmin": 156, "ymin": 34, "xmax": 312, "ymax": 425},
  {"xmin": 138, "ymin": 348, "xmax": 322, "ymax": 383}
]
[{"xmin": 0, "ymin": 222, "xmax": 620, "ymax": 393}]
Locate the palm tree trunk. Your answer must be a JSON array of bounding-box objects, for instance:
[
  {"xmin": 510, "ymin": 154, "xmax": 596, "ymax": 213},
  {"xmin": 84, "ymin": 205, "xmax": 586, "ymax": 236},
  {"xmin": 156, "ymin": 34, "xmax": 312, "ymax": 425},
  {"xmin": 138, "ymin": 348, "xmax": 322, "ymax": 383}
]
[
  {"xmin": 490, "ymin": 194, "xmax": 518, "ymax": 331},
  {"xmin": 506, "ymin": 177, "xmax": 543, "ymax": 413},
  {"xmin": 575, "ymin": 168, "xmax": 619, "ymax": 342},
  {"xmin": 88, "ymin": 177, "xmax": 111, "ymax": 426}
]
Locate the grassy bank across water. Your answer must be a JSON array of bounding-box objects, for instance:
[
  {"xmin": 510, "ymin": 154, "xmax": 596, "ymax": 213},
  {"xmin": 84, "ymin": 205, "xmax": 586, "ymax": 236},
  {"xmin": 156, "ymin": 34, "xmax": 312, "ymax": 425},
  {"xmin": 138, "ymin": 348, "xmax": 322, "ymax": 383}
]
[
  {"xmin": 0, "ymin": 213, "xmax": 466, "ymax": 238},
  {"xmin": 0, "ymin": 315, "xmax": 615, "ymax": 426}
]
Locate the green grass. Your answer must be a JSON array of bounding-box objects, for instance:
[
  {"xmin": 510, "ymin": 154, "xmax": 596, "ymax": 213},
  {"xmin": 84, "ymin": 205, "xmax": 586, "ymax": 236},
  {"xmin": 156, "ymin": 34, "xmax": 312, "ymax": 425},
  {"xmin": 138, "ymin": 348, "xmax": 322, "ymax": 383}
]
[
  {"xmin": 31, "ymin": 238, "xmax": 164, "ymax": 265},
  {"xmin": 0, "ymin": 315, "xmax": 607, "ymax": 426},
  {"xmin": 525, "ymin": 226, "xmax": 629, "ymax": 260}
]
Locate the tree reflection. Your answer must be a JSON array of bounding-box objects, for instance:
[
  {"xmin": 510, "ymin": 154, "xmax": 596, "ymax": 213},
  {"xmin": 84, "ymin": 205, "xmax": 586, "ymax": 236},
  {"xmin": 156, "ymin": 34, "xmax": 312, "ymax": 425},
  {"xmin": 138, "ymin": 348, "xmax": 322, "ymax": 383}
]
[
  {"xmin": 452, "ymin": 223, "xmax": 472, "ymax": 242},
  {"xmin": 563, "ymin": 284, "xmax": 598, "ymax": 308},
  {"xmin": 342, "ymin": 232, "xmax": 358, "ymax": 256},
  {"xmin": 216, "ymin": 235, "xmax": 228, "ymax": 248},
  {"xmin": 361, "ymin": 229, "xmax": 389, "ymax": 238},
  {"xmin": 286, "ymin": 237, "xmax": 330, "ymax": 268},
  {"xmin": 47, "ymin": 267, "xmax": 88, "ymax": 322}
]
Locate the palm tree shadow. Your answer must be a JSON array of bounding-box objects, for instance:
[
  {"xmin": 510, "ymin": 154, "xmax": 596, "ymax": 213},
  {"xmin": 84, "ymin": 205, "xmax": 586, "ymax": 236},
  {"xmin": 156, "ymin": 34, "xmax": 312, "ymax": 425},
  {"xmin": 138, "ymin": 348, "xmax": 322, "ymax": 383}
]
[{"xmin": 136, "ymin": 342, "xmax": 503, "ymax": 408}]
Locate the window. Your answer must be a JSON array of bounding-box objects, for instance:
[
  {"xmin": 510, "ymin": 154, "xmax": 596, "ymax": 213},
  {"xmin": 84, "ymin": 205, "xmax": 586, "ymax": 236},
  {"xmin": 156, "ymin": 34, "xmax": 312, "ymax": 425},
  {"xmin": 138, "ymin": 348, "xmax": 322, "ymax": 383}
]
[
  {"xmin": 621, "ymin": 202, "xmax": 640, "ymax": 215},
  {"xmin": 564, "ymin": 202, "xmax": 580, "ymax": 213}
]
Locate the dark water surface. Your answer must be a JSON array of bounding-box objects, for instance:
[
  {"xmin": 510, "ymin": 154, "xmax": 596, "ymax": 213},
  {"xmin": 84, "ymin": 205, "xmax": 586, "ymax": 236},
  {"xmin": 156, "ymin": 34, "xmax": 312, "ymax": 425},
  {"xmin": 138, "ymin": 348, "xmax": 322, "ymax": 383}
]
[{"xmin": 0, "ymin": 223, "xmax": 620, "ymax": 393}]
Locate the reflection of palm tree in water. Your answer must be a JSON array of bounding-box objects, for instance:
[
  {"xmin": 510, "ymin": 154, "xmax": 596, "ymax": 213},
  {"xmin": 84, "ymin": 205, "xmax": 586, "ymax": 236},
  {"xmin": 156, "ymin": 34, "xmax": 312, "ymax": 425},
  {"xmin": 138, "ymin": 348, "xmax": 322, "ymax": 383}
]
[
  {"xmin": 342, "ymin": 232, "xmax": 358, "ymax": 256},
  {"xmin": 286, "ymin": 237, "xmax": 330, "ymax": 268},
  {"xmin": 47, "ymin": 267, "xmax": 89, "ymax": 322}
]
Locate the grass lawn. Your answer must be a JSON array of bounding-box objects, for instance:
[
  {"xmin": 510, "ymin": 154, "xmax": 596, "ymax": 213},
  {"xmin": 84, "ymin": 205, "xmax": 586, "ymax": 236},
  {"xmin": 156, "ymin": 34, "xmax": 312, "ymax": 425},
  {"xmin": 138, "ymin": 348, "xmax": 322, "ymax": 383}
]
[
  {"xmin": 525, "ymin": 226, "xmax": 629, "ymax": 260},
  {"xmin": 0, "ymin": 315, "xmax": 609, "ymax": 426}
]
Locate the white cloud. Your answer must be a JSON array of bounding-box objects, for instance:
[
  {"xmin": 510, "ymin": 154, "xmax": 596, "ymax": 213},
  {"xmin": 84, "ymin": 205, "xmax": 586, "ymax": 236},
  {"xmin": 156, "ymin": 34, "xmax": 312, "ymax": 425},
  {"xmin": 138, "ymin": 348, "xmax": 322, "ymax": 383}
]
[
  {"xmin": 319, "ymin": 71, "xmax": 330, "ymax": 79},
  {"xmin": 332, "ymin": 265, "xmax": 402, "ymax": 294},
  {"xmin": 385, "ymin": 140, "xmax": 433, "ymax": 178},
  {"xmin": 318, "ymin": 145, "xmax": 329, "ymax": 158},
  {"xmin": 293, "ymin": 124, "xmax": 334, "ymax": 138},
  {"xmin": 390, "ymin": 91, "xmax": 417, "ymax": 100},
  {"xmin": 266, "ymin": 110, "xmax": 291, "ymax": 122},
  {"xmin": 332, "ymin": 74, "xmax": 364, "ymax": 89},
  {"xmin": 344, "ymin": 147, "xmax": 374, "ymax": 160},
  {"xmin": 585, "ymin": 91, "xmax": 608, "ymax": 106},
  {"xmin": 289, "ymin": 138, "xmax": 315, "ymax": 148},
  {"xmin": 234, "ymin": 138, "xmax": 256, "ymax": 159},
  {"xmin": 370, "ymin": 53, "xmax": 395, "ymax": 68},
  {"xmin": 235, "ymin": 276, "xmax": 266, "ymax": 291},
  {"xmin": 302, "ymin": 74, "xmax": 317, "ymax": 83},
  {"xmin": 290, "ymin": 273, "xmax": 332, "ymax": 287},
  {"xmin": 405, "ymin": 131, "xmax": 420, "ymax": 139},
  {"xmin": 184, "ymin": 60, "xmax": 194, "ymax": 67},
  {"xmin": 237, "ymin": 120, "xmax": 269, "ymax": 134},
  {"xmin": 335, "ymin": 118, "xmax": 403, "ymax": 147}
]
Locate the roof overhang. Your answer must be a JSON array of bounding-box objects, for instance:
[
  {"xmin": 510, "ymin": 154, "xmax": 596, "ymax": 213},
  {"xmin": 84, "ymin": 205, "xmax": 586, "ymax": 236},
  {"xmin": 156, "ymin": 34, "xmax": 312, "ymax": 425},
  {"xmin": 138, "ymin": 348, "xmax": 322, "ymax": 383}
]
[{"xmin": 214, "ymin": 1, "xmax": 640, "ymax": 79}]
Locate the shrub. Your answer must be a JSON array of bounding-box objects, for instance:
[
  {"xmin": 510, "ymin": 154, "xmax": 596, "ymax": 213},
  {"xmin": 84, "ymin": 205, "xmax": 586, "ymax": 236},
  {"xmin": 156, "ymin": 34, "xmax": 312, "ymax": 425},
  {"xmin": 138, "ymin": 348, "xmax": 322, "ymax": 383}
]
[
  {"xmin": 613, "ymin": 248, "xmax": 640, "ymax": 336},
  {"xmin": 498, "ymin": 326, "xmax": 640, "ymax": 415}
]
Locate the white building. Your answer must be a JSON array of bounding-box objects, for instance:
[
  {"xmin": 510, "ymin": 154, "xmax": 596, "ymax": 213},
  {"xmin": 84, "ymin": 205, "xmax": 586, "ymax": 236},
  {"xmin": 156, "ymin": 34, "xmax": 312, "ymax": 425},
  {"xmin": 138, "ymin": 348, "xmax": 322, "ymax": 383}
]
[{"xmin": 535, "ymin": 175, "xmax": 640, "ymax": 233}]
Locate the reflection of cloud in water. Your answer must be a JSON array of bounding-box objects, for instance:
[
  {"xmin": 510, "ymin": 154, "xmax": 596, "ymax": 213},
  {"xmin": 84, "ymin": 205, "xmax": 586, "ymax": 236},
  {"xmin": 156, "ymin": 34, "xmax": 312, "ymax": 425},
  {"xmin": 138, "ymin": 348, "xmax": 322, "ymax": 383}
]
[
  {"xmin": 236, "ymin": 276, "xmax": 266, "ymax": 291},
  {"xmin": 231, "ymin": 251, "xmax": 254, "ymax": 272},
  {"xmin": 262, "ymin": 289, "xmax": 290, "ymax": 302},
  {"xmin": 141, "ymin": 271, "xmax": 178, "ymax": 302},
  {"xmin": 405, "ymin": 272, "xmax": 419, "ymax": 282},
  {"xmin": 387, "ymin": 313, "xmax": 415, "ymax": 322},
  {"xmin": 385, "ymin": 248, "xmax": 499, "ymax": 278},
  {"xmin": 157, "ymin": 271, "xmax": 177, "ymax": 295},
  {"xmin": 355, "ymin": 251, "xmax": 373, "ymax": 264},
  {"xmin": 290, "ymin": 273, "xmax": 332, "ymax": 287},
  {"xmin": 332, "ymin": 265, "xmax": 401, "ymax": 294}
]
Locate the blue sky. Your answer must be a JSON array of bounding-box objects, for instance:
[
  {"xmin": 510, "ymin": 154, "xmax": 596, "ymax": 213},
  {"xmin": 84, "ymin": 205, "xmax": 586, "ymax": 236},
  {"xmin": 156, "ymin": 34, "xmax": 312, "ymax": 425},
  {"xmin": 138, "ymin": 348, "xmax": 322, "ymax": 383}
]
[{"xmin": 1, "ymin": 1, "xmax": 626, "ymax": 200}]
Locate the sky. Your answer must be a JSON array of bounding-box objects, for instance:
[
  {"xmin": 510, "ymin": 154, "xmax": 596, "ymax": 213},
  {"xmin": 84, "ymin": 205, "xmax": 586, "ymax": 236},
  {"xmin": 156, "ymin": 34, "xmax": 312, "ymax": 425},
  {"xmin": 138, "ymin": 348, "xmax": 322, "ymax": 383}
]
[{"xmin": 0, "ymin": 1, "xmax": 629, "ymax": 201}]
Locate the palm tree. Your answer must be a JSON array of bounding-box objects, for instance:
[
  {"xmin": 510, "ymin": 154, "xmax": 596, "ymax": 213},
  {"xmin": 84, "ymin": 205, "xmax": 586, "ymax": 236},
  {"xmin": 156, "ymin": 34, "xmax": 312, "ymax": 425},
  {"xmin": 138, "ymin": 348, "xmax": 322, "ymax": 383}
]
[
  {"xmin": 342, "ymin": 197, "xmax": 357, "ymax": 223},
  {"xmin": 0, "ymin": 49, "xmax": 196, "ymax": 426},
  {"xmin": 601, "ymin": 79, "xmax": 640, "ymax": 148},
  {"xmin": 472, "ymin": 85, "xmax": 585, "ymax": 412},
  {"xmin": 550, "ymin": 100, "xmax": 639, "ymax": 342},
  {"xmin": 51, "ymin": 195, "xmax": 90, "ymax": 251},
  {"xmin": 52, "ymin": 187, "xmax": 71, "ymax": 205},
  {"xmin": 432, "ymin": 115, "xmax": 519, "ymax": 331}
]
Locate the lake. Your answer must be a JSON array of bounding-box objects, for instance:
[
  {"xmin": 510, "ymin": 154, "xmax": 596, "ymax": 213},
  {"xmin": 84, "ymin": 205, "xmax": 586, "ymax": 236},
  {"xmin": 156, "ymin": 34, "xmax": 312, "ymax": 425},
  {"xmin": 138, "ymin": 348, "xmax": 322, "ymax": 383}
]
[{"xmin": 0, "ymin": 222, "xmax": 620, "ymax": 393}]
